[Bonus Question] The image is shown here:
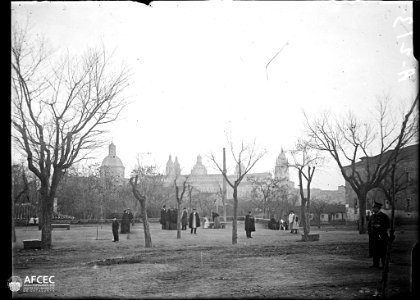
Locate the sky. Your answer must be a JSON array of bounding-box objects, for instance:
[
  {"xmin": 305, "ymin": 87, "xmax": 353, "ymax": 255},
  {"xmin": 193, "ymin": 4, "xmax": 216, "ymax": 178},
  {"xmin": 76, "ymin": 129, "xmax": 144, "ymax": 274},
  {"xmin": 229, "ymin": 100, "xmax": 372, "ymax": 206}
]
[{"xmin": 11, "ymin": 1, "xmax": 417, "ymax": 190}]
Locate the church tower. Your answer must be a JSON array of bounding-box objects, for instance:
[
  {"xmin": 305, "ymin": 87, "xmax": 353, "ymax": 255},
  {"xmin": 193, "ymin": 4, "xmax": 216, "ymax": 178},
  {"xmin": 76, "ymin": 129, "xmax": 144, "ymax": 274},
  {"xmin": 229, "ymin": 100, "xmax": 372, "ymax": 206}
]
[
  {"xmin": 166, "ymin": 155, "xmax": 175, "ymax": 177},
  {"xmin": 275, "ymin": 148, "xmax": 290, "ymax": 182},
  {"xmin": 174, "ymin": 156, "xmax": 181, "ymax": 176}
]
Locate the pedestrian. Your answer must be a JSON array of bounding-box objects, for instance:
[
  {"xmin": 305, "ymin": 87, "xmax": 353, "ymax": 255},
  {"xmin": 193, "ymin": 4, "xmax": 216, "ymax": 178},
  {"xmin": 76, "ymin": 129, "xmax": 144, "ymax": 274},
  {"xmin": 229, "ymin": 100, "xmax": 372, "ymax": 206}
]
[
  {"xmin": 203, "ymin": 216, "xmax": 210, "ymax": 229},
  {"xmin": 181, "ymin": 208, "xmax": 188, "ymax": 230},
  {"xmin": 126, "ymin": 208, "xmax": 133, "ymax": 233},
  {"xmin": 127, "ymin": 208, "xmax": 134, "ymax": 228},
  {"xmin": 171, "ymin": 208, "xmax": 178, "ymax": 230},
  {"xmin": 189, "ymin": 208, "xmax": 200, "ymax": 234},
  {"xmin": 280, "ymin": 218, "xmax": 285, "ymax": 230},
  {"xmin": 166, "ymin": 208, "xmax": 172, "ymax": 230},
  {"xmin": 160, "ymin": 205, "xmax": 167, "ymax": 230},
  {"xmin": 245, "ymin": 211, "xmax": 256, "ymax": 238},
  {"xmin": 121, "ymin": 210, "xmax": 129, "ymax": 234},
  {"xmin": 112, "ymin": 217, "xmax": 119, "ymax": 242},
  {"xmin": 368, "ymin": 201, "xmax": 390, "ymax": 268},
  {"xmin": 292, "ymin": 216, "xmax": 299, "ymax": 234},
  {"xmin": 288, "ymin": 211, "xmax": 295, "ymax": 233}
]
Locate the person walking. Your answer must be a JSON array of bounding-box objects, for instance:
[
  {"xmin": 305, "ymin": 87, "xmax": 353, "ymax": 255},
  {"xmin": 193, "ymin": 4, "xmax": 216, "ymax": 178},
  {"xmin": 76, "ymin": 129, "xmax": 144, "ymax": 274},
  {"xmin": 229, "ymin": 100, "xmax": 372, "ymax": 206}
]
[
  {"xmin": 181, "ymin": 208, "xmax": 188, "ymax": 230},
  {"xmin": 245, "ymin": 211, "xmax": 256, "ymax": 238},
  {"xmin": 288, "ymin": 211, "xmax": 295, "ymax": 233},
  {"xmin": 112, "ymin": 217, "xmax": 119, "ymax": 242},
  {"xmin": 368, "ymin": 201, "xmax": 390, "ymax": 268},
  {"xmin": 189, "ymin": 208, "xmax": 200, "ymax": 234},
  {"xmin": 160, "ymin": 205, "xmax": 167, "ymax": 230}
]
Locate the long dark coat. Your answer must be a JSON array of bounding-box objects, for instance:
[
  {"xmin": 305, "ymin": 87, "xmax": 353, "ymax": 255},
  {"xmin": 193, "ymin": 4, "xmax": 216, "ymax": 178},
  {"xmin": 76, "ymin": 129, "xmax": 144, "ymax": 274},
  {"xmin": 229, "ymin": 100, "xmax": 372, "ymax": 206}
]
[
  {"xmin": 245, "ymin": 214, "xmax": 255, "ymax": 232},
  {"xmin": 181, "ymin": 211, "xmax": 188, "ymax": 226},
  {"xmin": 160, "ymin": 208, "xmax": 166, "ymax": 225},
  {"xmin": 189, "ymin": 212, "xmax": 201, "ymax": 228},
  {"xmin": 121, "ymin": 211, "xmax": 129, "ymax": 233},
  {"xmin": 368, "ymin": 211, "xmax": 390, "ymax": 258}
]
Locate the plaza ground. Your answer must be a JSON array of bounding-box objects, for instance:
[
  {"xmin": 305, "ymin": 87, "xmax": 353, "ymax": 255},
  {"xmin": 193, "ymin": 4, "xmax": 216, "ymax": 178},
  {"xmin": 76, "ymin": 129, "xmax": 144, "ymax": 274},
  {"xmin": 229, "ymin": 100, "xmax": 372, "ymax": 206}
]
[{"xmin": 12, "ymin": 222, "xmax": 417, "ymax": 299}]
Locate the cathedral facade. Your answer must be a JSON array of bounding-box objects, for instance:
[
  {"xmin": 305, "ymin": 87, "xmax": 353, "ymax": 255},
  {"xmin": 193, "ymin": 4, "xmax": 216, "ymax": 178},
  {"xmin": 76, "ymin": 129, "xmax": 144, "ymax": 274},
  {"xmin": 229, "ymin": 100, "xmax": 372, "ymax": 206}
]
[{"xmin": 164, "ymin": 149, "xmax": 295, "ymax": 199}]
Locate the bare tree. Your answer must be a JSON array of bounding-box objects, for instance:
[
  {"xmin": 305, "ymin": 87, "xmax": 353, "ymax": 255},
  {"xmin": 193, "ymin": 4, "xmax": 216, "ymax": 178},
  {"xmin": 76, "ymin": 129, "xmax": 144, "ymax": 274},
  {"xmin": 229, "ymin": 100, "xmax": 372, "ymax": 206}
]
[
  {"xmin": 174, "ymin": 175, "xmax": 189, "ymax": 239},
  {"xmin": 310, "ymin": 198, "xmax": 329, "ymax": 229},
  {"xmin": 11, "ymin": 25, "xmax": 130, "ymax": 248},
  {"xmin": 247, "ymin": 175, "xmax": 280, "ymax": 219},
  {"xmin": 289, "ymin": 139, "xmax": 324, "ymax": 240},
  {"xmin": 304, "ymin": 94, "xmax": 418, "ymax": 234},
  {"xmin": 209, "ymin": 139, "xmax": 265, "ymax": 245},
  {"xmin": 129, "ymin": 165, "xmax": 161, "ymax": 248}
]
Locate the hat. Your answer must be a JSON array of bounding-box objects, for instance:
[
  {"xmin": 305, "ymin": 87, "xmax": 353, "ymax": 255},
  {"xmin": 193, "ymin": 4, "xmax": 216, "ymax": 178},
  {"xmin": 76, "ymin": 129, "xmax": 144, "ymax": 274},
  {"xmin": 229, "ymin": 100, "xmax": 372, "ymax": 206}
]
[{"xmin": 373, "ymin": 201, "xmax": 383, "ymax": 208}]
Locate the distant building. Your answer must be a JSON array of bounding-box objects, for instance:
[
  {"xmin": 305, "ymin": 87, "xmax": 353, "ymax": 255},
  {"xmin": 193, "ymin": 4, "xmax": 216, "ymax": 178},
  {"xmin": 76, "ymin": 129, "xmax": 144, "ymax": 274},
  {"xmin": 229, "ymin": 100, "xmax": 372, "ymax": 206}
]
[
  {"xmin": 100, "ymin": 142, "xmax": 125, "ymax": 185},
  {"xmin": 163, "ymin": 149, "xmax": 295, "ymax": 199},
  {"xmin": 343, "ymin": 144, "xmax": 418, "ymax": 221}
]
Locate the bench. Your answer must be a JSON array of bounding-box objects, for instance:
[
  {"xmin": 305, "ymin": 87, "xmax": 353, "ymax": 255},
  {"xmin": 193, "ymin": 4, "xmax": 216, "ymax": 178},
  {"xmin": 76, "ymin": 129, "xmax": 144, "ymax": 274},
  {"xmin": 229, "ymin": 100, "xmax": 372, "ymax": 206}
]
[
  {"xmin": 52, "ymin": 223, "xmax": 70, "ymax": 230},
  {"xmin": 206, "ymin": 222, "xmax": 227, "ymax": 229},
  {"xmin": 23, "ymin": 239, "xmax": 42, "ymax": 249}
]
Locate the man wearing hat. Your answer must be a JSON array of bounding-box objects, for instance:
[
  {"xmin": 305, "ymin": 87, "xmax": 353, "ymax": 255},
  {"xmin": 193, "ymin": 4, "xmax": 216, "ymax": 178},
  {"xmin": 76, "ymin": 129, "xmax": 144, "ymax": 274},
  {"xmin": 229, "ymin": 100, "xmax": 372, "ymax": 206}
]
[{"xmin": 367, "ymin": 201, "xmax": 390, "ymax": 268}]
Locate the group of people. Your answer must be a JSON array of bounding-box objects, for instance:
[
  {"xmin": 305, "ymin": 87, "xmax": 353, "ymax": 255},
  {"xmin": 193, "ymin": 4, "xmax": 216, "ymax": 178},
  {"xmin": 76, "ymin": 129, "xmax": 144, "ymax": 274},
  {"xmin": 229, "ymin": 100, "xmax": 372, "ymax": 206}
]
[
  {"xmin": 160, "ymin": 206, "xmax": 201, "ymax": 234},
  {"xmin": 159, "ymin": 205, "xmax": 181, "ymax": 230},
  {"xmin": 111, "ymin": 208, "xmax": 134, "ymax": 242},
  {"xmin": 120, "ymin": 209, "xmax": 134, "ymax": 234}
]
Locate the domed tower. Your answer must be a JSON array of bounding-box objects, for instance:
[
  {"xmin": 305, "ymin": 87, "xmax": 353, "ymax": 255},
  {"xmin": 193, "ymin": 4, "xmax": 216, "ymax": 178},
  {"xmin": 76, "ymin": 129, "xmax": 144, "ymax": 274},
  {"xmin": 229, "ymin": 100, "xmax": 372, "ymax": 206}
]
[
  {"xmin": 275, "ymin": 147, "xmax": 290, "ymax": 182},
  {"xmin": 166, "ymin": 155, "xmax": 174, "ymax": 177},
  {"xmin": 100, "ymin": 142, "xmax": 125, "ymax": 181},
  {"xmin": 174, "ymin": 156, "xmax": 181, "ymax": 177},
  {"xmin": 191, "ymin": 154, "xmax": 208, "ymax": 176}
]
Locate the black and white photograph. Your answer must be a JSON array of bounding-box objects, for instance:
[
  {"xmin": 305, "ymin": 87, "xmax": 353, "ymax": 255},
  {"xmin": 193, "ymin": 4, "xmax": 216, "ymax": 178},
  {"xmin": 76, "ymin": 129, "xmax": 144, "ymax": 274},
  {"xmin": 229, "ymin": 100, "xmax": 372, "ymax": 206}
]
[{"xmin": 10, "ymin": 1, "xmax": 418, "ymax": 298}]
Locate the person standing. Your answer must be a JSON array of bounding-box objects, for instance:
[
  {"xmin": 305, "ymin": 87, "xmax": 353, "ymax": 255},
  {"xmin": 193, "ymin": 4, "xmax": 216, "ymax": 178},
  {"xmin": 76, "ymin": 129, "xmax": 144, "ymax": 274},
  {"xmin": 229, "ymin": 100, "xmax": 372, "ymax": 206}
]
[
  {"xmin": 368, "ymin": 201, "xmax": 390, "ymax": 268},
  {"xmin": 181, "ymin": 208, "xmax": 188, "ymax": 230},
  {"xmin": 112, "ymin": 217, "xmax": 119, "ymax": 242},
  {"xmin": 189, "ymin": 208, "xmax": 200, "ymax": 234},
  {"xmin": 245, "ymin": 211, "xmax": 256, "ymax": 238},
  {"xmin": 160, "ymin": 205, "xmax": 167, "ymax": 230},
  {"xmin": 288, "ymin": 211, "xmax": 295, "ymax": 233},
  {"xmin": 292, "ymin": 216, "xmax": 299, "ymax": 234},
  {"xmin": 120, "ymin": 210, "xmax": 127, "ymax": 234},
  {"xmin": 127, "ymin": 208, "xmax": 134, "ymax": 229}
]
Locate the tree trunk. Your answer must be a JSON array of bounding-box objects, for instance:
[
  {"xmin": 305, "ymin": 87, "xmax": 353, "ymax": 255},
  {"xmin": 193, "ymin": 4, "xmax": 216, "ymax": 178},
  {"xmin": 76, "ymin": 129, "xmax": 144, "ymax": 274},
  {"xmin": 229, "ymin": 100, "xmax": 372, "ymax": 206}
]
[
  {"xmin": 381, "ymin": 165, "xmax": 397, "ymax": 297},
  {"xmin": 40, "ymin": 187, "xmax": 53, "ymax": 249},
  {"xmin": 139, "ymin": 197, "xmax": 152, "ymax": 248},
  {"xmin": 357, "ymin": 191, "xmax": 368, "ymax": 234},
  {"xmin": 232, "ymin": 187, "xmax": 238, "ymax": 245},
  {"xmin": 177, "ymin": 200, "xmax": 181, "ymax": 239}
]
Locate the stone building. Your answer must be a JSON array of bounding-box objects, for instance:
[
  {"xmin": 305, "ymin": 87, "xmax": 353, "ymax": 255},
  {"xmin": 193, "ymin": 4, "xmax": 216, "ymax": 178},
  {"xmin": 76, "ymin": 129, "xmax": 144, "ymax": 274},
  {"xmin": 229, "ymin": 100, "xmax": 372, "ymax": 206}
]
[
  {"xmin": 343, "ymin": 144, "xmax": 418, "ymax": 221},
  {"xmin": 164, "ymin": 149, "xmax": 295, "ymax": 199}
]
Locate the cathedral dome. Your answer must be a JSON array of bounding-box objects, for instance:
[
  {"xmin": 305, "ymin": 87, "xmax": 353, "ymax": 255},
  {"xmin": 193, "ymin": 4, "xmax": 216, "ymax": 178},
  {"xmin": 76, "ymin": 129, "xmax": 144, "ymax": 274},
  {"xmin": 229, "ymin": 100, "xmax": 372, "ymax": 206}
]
[
  {"xmin": 101, "ymin": 143, "xmax": 124, "ymax": 168},
  {"xmin": 191, "ymin": 155, "xmax": 208, "ymax": 176}
]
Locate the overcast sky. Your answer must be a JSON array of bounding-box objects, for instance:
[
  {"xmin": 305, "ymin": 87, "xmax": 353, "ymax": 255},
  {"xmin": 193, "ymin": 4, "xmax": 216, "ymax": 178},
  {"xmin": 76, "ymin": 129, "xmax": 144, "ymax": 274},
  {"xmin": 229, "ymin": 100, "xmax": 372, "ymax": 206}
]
[{"xmin": 11, "ymin": 1, "xmax": 417, "ymax": 190}]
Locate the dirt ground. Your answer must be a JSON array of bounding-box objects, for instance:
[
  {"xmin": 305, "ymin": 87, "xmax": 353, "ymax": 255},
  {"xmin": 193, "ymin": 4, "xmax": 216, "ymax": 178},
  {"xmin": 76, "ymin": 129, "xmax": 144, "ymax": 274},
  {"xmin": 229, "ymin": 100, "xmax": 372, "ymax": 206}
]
[{"xmin": 11, "ymin": 222, "xmax": 417, "ymax": 299}]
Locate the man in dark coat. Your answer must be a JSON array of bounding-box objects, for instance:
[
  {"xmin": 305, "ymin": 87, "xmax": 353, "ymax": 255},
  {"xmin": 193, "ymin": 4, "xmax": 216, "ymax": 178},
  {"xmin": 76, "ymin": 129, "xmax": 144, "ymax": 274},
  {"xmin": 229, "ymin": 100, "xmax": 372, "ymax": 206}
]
[
  {"xmin": 127, "ymin": 208, "xmax": 134, "ymax": 228},
  {"xmin": 121, "ymin": 210, "xmax": 129, "ymax": 233},
  {"xmin": 181, "ymin": 208, "xmax": 188, "ymax": 230},
  {"xmin": 171, "ymin": 208, "xmax": 178, "ymax": 230},
  {"xmin": 125, "ymin": 208, "xmax": 133, "ymax": 233},
  {"xmin": 112, "ymin": 217, "xmax": 119, "ymax": 242},
  {"xmin": 160, "ymin": 205, "xmax": 167, "ymax": 230},
  {"xmin": 245, "ymin": 211, "xmax": 256, "ymax": 238},
  {"xmin": 368, "ymin": 201, "xmax": 390, "ymax": 268},
  {"xmin": 189, "ymin": 208, "xmax": 200, "ymax": 234}
]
